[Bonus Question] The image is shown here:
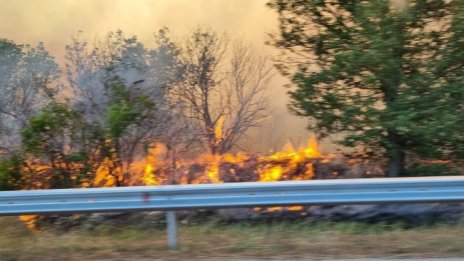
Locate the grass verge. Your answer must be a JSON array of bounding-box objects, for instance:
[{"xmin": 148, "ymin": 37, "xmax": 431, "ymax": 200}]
[{"xmin": 1, "ymin": 216, "xmax": 464, "ymax": 260}]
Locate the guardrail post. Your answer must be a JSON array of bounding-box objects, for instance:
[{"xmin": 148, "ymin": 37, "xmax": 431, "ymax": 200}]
[{"xmin": 166, "ymin": 211, "xmax": 177, "ymax": 249}]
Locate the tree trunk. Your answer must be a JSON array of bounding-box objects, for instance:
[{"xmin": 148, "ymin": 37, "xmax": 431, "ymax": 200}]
[
  {"xmin": 386, "ymin": 148, "xmax": 405, "ymax": 177},
  {"xmin": 386, "ymin": 130, "xmax": 405, "ymax": 177}
]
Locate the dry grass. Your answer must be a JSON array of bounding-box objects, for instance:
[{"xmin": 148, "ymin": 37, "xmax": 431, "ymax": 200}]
[{"xmin": 1, "ymin": 217, "xmax": 464, "ymax": 260}]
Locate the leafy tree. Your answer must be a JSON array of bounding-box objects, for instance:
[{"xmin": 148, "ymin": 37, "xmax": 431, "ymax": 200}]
[
  {"xmin": 268, "ymin": 0, "xmax": 464, "ymax": 176},
  {"xmin": 20, "ymin": 103, "xmax": 97, "ymax": 189}
]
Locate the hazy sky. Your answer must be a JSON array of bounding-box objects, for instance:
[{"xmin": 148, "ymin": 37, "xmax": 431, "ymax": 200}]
[
  {"xmin": 0, "ymin": 0, "xmax": 277, "ymax": 60},
  {"xmin": 0, "ymin": 0, "xmax": 321, "ymax": 152}
]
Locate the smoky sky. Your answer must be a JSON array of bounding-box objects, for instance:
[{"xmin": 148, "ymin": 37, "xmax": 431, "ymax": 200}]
[
  {"xmin": 0, "ymin": 0, "xmax": 277, "ymax": 60},
  {"xmin": 0, "ymin": 0, "xmax": 324, "ymax": 152}
]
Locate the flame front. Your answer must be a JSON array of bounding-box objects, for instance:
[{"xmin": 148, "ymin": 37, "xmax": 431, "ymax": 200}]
[
  {"xmin": 19, "ymin": 136, "xmax": 324, "ymax": 188},
  {"xmin": 141, "ymin": 136, "xmax": 324, "ymax": 185}
]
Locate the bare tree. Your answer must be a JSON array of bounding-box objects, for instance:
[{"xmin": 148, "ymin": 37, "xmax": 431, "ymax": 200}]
[
  {"xmin": 0, "ymin": 39, "xmax": 60, "ymax": 154},
  {"xmin": 64, "ymin": 33, "xmax": 108, "ymax": 123},
  {"xmin": 167, "ymin": 29, "xmax": 273, "ymax": 154},
  {"xmin": 220, "ymin": 41, "xmax": 273, "ymax": 153}
]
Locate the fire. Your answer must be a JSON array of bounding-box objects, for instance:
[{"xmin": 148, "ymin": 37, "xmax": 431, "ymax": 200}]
[
  {"xmin": 94, "ymin": 157, "xmax": 121, "ymax": 187},
  {"xmin": 19, "ymin": 215, "xmax": 39, "ymax": 232},
  {"xmin": 254, "ymin": 137, "xmax": 321, "ymax": 183},
  {"xmin": 303, "ymin": 137, "xmax": 323, "ymax": 158},
  {"xmin": 18, "ymin": 136, "xmax": 324, "ymax": 188},
  {"xmin": 140, "ymin": 136, "xmax": 324, "ymax": 185},
  {"xmin": 143, "ymin": 164, "xmax": 157, "ymax": 185},
  {"xmin": 259, "ymin": 166, "xmax": 283, "ymax": 182},
  {"xmin": 139, "ymin": 144, "xmax": 166, "ymax": 185},
  {"xmin": 201, "ymin": 154, "xmax": 222, "ymax": 183},
  {"xmin": 214, "ymin": 116, "xmax": 225, "ymax": 146}
]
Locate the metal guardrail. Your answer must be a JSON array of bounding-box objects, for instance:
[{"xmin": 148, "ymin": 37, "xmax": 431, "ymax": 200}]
[{"xmin": 1, "ymin": 176, "xmax": 464, "ymax": 248}]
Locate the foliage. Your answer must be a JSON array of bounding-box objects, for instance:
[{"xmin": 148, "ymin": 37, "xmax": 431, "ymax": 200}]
[
  {"xmin": 22, "ymin": 103, "xmax": 79, "ymax": 155},
  {"xmin": 0, "ymin": 155, "xmax": 22, "ymax": 190},
  {"xmin": 106, "ymin": 83, "xmax": 151, "ymax": 138},
  {"xmin": 268, "ymin": 0, "xmax": 464, "ymax": 176},
  {"xmin": 402, "ymin": 163, "xmax": 456, "ymax": 177},
  {"xmin": 20, "ymin": 103, "xmax": 97, "ymax": 189}
]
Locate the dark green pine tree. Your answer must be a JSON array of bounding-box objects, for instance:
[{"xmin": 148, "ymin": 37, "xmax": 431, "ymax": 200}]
[{"xmin": 268, "ymin": 0, "xmax": 464, "ymax": 176}]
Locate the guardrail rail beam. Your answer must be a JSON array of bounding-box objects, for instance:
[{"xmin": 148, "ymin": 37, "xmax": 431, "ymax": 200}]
[{"xmin": 1, "ymin": 176, "xmax": 464, "ymax": 248}]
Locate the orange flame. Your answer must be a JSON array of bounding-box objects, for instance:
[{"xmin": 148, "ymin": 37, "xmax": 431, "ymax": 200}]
[
  {"xmin": 256, "ymin": 137, "xmax": 321, "ymax": 182},
  {"xmin": 138, "ymin": 136, "xmax": 323, "ymax": 185},
  {"xmin": 303, "ymin": 136, "xmax": 323, "ymax": 158},
  {"xmin": 94, "ymin": 158, "xmax": 119, "ymax": 187},
  {"xmin": 21, "ymin": 136, "xmax": 324, "ymax": 188},
  {"xmin": 259, "ymin": 166, "xmax": 283, "ymax": 182},
  {"xmin": 214, "ymin": 116, "xmax": 225, "ymax": 145}
]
